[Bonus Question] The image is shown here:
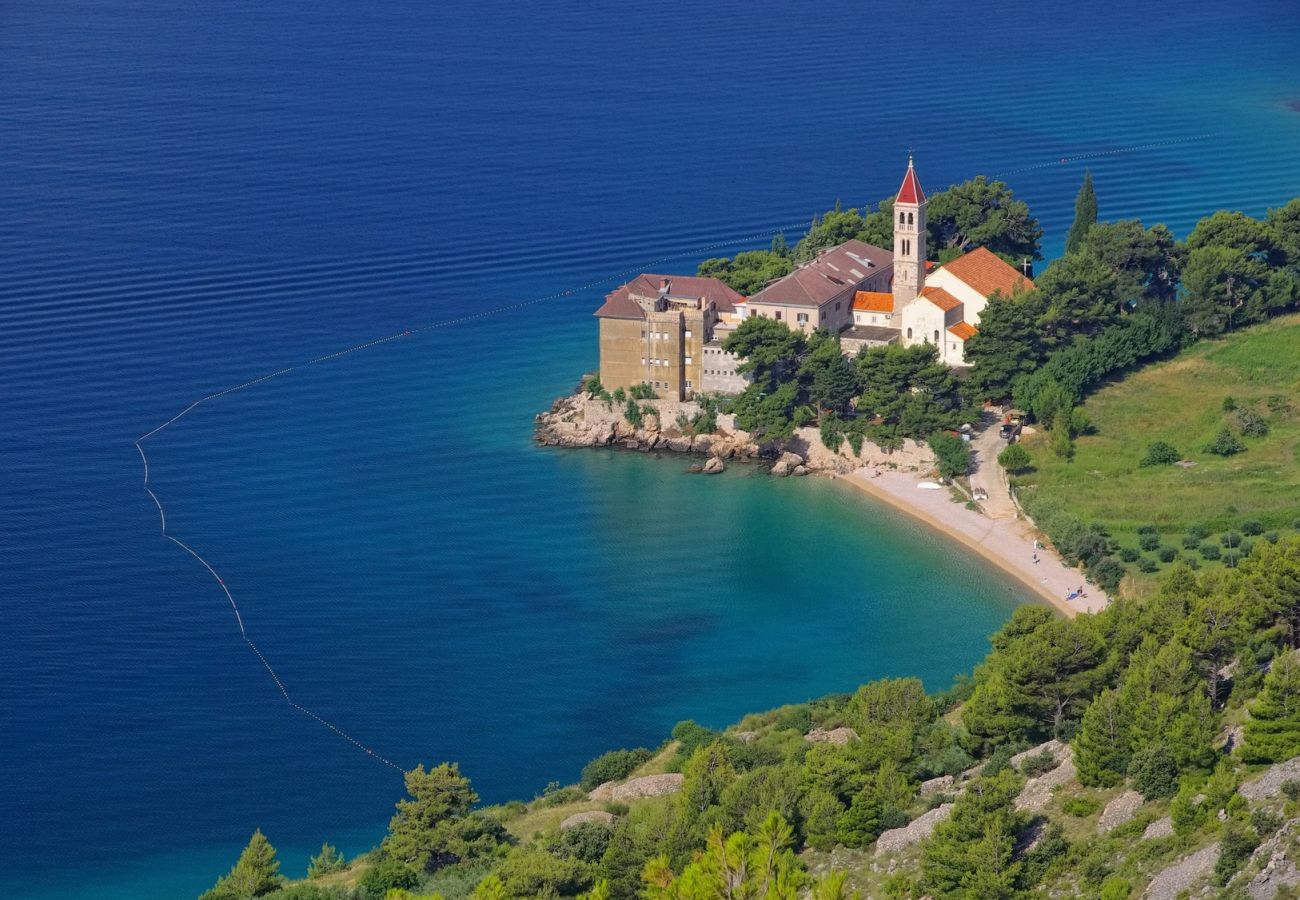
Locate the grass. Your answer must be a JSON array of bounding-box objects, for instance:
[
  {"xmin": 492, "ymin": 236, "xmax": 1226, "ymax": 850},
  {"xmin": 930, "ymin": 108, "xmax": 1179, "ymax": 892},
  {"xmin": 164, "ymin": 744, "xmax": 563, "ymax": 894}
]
[{"xmin": 1014, "ymin": 314, "xmax": 1300, "ymax": 592}]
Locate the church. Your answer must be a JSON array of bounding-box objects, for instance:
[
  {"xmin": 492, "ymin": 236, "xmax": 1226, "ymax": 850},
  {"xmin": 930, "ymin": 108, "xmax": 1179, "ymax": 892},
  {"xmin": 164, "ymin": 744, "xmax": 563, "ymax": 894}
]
[
  {"xmin": 844, "ymin": 157, "xmax": 1035, "ymax": 365},
  {"xmin": 592, "ymin": 158, "xmax": 1035, "ymax": 400}
]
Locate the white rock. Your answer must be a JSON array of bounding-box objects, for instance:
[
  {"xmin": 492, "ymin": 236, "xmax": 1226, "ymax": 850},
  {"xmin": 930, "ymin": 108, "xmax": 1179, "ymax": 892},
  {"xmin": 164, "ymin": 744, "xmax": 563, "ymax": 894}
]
[
  {"xmin": 610, "ymin": 773, "xmax": 684, "ymax": 802},
  {"xmin": 1098, "ymin": 790, "xmax": 1144, "ymax": 833},
  {"xmin": 876, "ymin": 804, "xmax": 954, "ymax": 856},
  {"xmin": 561, "ymin": 810, "xmax": 616, "ymax": 830}
]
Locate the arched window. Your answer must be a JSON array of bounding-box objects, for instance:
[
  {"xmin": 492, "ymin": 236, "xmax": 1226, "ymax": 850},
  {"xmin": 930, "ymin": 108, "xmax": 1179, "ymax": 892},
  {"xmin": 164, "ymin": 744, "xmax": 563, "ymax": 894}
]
[
  {"xmin": 899, "ymin": 210, "xmax": 905, "ymax": 224},
  {"xmin": 907, "ymin": 212, "xmax": 914, "ymax": 225},
  {"xmin": 906, "ymin": 327, "xmax": 913, "ymax": 339},
  {"xmin": 934, "ymin": 329, "xmax": 940, "ymax": 343}
]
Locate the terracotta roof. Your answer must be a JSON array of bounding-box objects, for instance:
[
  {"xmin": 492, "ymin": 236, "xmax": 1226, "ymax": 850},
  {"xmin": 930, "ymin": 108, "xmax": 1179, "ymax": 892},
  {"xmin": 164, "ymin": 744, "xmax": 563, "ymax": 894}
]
[
  {"xmin": 920, "ymin": 286, "xmax": 962, "ymax": 312},
  {"xmin": 749, "ymin": 240, "xmax": 892, "ymax": 308},
  {"xmin": 594, "ymin": 273, "xmax": 743, "ymax": 318},
  {"xmin": 897, "ymin": 158, "xmax": 925, "ymax": 205},
  {"xmin": 947, "ymin": 322, "xmax": 978, "ymax": 340},
  {"xmin": 853, "ymin": 291, "xmax": 894, "ymax": 313},
  {"xmin": 937, "ymin": 246, "xmax": 1034, "ymax": 299}
]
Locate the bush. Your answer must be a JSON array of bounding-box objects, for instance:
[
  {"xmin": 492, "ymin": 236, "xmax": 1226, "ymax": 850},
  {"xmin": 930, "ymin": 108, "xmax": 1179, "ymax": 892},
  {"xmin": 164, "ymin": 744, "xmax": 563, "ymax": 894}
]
[
  {"xmin": 998, "ymin": 442, "xmax": 1032, "ymax": 474},
  {"xmin": 1137, "ymin": 557, "xmax": 1159, "ymax": 573},
  {"xmin": 1252, "ymin": 808, "xmax": 1284, "ymax": 837},
  {"xmin": 1242, "ymin": 520, "xmax": 1265, "ymax": 536},
  {"xmin": 1086, "ymin": 556, "xmax": 1126, "ymax": 593},
  {"xmin": 1221, "ymin": 530, "xmax": 1243, "ymax": 548},
  {"xmin": 1215, "ymin": 822, "xmax": 1260, "ymax": 886},
  {"xmin": 1136, "ymin": 524, "xmax": 1158, "ymax": 535},
  {"xmin": 1157, "ymin": 546, "xmax": 1178, "ymax": 562},
  {"xmin": 628, "ymin": 383, "xmax": 657, "ymax": 400},
  {"xmin": 1281, "ymin": 780, "xmax": 1300, "ymax": 802},
  {"xmin": 579, "ymin": 748, "xmax": 653, "ymax": 791},
  {"xmin": 1266, "ymin": 394, "xmax": 1291, "ymax": 413},
  {"xmin": 1118, "ymin": 547, "xmax": 1140, "ymax": 562},
  {"xmin": 358, "ymin": 859, "xmax": 419, "ymax": 900},
  {"xmin": 1205, "ymin": 426, "xmax": 1245, "ymax": 456},
  {"xmin": 1236, "ymin": 408, "xmax": 1270, "ymax": 437},
  {"xmin": 670, "ymin": 720, "xmax": 719, "ymax": 758},
  {"xmin": 1062, "ymin": 795, "xmax": 1101, "ymax": 817},
  {"xmin": 1187, "ymin": 522, "xmax": 1209, "ymax": 539},
  {"xmin": 1020, "ymin": 749, "xmax": 1059, "ymax": 777},
  {"xmin": 929, "ymin": 432, "xmax": 971, "ymax": 480},
  {"xmin": 1129, "ymin": 746, "xmax": 1179, "ymax": 799},
  {"xmin": 1200, "ymin": 542, "xmax": 1222, "ymax": 560},
  {"xmin": 1181, "ymin": 534, "xmax": 1202, "ymax": 549},
  {"xmin": 1222, "ymin": 549, "xmax": 1243, "ymax": 568},
  {"xmin": 1139, "ymin": 441, "xmax": 1181, "ymax": 467},
  {"xmin": 623, "ymin": 399, "xmax": 643, "ymax": 428},
  {"xmin": 1139, "ymin": 533, "xmax": 1161, "ymax": 552},
  {"xmin": 1223, "ymin": 396, "xmax": 1238, "ymax": 412},
  {"xmin": 1266, "ymin": 531, "xmax": 1281, "ymax": 544}
]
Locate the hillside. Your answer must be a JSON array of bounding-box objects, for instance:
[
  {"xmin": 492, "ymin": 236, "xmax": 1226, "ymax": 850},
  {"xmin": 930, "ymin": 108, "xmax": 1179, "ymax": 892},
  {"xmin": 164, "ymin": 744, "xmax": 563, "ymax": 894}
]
[{"xmin": 1014, "ymin": 314, "xmax": 1300, "ymax": 592}]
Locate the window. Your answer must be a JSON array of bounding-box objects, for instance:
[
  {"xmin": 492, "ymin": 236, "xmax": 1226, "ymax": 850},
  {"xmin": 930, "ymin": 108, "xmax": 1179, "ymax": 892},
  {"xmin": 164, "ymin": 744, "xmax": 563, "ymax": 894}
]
[
  {"xmin": 640, "ymin": 330, "xmax": 646, "ymax": 338},
  {"xmin": 934, "ymin": 330, "xmax": 940, "ymax": 343},
  {"xmin": 907, "ymin": 327, "xmax": 913, "ymax": 339},
  {"xmin": 796, "ymin": 313, "xmax": 808, "ymax": 324},
  {"xmin": 899, "ymin": 210, "xmax": 905, "ymax": 223},
  {"xmin": 684, "ymin": 356, "xmax": 692, "ymax": 365},
  {"xmin": 749, "ymin": 309, "xmax": 757, "ymax": 318},
  {"xmin": 836, "ymin": 301, "xmax": 842, "ymax": 311},
  {"xmin": 641, "ymin": 357, "xmax": 647, "ymax": 365},
  {"xmin": 907, "ymin": 212, "xmax": 914, "ymax": 225},
  {"xmin": 684, "ymin": 329, "xmax": 692, "ymax": 339},
  {"xmin": 775, "ymin": 311, "xmax": 783, "ymax": 321},
  {"xmin": 685, "ymin": 380, "xmax": 692, "ymax": 389}
]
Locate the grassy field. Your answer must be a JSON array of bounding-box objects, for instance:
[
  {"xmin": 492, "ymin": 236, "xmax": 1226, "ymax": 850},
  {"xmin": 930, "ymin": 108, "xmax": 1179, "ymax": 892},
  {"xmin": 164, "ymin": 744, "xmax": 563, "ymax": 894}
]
[{"xmin": 1014, "ymin": 313, "xmax": 1300, "ymax": 592}]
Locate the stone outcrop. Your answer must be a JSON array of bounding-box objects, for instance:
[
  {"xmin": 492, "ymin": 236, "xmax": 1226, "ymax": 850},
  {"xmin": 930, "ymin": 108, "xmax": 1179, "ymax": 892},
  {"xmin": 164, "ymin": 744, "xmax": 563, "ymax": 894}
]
[
  {"xmin": 1143, "ymin": 816, "xmax": 1174, "ymax": 840},
  {"xmin": 1014, "ymin": 746, "xmax": 1076, "ymax": 813},
  {"xmin": 770, "ymin": 451, "xmax": 804, "ymax": 477},
  {"xmin": 1011, "ymin": 739, "xmax": 1067, "ymax": 771},
  {"xmin": 1240, "ymin": 755, "xmax": 1300, "ymax": 800},
  {"xmin": 919, "ymin": 775, "xmax": 955, "ymax": 797},
  {"xmin": 587, "ymin": 781, "xmax": 617, "ymax": 802},
  {"xmin": 561, "ymin": 811, "xmax": 616, "ymax": 830},
  {"xmin": 702, "ymin": 457, "xmax": 724, "ymax": 474},
  {"xmin": 1144, "ymin": 842, "xmax": 1220, "ymax": 900},
  {"xmin": 1244, "ymin": 820, "xmax": 1300, "ymax": 899},
  {"xmin": 610, "ymin": 773, "xmax": 684, "ymax": 802},
  {"xmin": 1098, "ymin": 790, "xmax": 1144, "ymax": 833},
  {"xmin": 876, "ymin": 804, "xmax": 954, "ymax": 856},
  {"xmin": 804, "ymin": 727, "xmax": 859, "ymax": 745}
]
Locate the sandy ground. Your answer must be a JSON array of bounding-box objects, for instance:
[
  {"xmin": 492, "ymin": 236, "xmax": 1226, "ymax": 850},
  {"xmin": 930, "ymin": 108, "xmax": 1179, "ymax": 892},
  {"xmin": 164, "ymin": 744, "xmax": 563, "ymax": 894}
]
[{"xmin": 839, "ymin": 466, "xmax": 1108, "ymax": 618}]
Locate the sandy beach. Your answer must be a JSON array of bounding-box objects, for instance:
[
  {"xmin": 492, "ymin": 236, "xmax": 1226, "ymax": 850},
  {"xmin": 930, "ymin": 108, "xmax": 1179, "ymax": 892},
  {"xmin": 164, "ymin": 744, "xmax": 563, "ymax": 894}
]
[{"xmin": 838, "ymin": 466, "xmax": 1108, "ymax": 618}]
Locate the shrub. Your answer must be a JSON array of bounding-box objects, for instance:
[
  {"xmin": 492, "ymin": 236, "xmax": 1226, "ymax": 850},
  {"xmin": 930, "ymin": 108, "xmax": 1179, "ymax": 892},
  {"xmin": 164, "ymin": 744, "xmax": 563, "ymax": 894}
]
[
  {"xmin": 1215, "ymin": 822, "xmax": 1260, "ymax": 886},
  {"xmin": 1182, "ymin": 534, "xmax": 1202, "ymax": 549},
  {"xmin": 1137, "ymin": 557, "xmax": 1159, "ymax": 573},
  {"xmin": 1205, "ymin": 426, "xmax": 1245, "ymax": 456},
  {"xmin": 1240, "ymin": 540, "xmax": 1254, "ymax": 557},
  {"xmin": 1266, "ymin": 531, "xmax": 1281, "ymax": 544},
  {"xmin": 358, "ymin": 859, "xmax": 419, "ymax": 900},
  {"xmin": 1266, "ymin": 394, "xmax": 1291, "ymax": 413},
  {"xmin": 1236, "ymin": 408, "xmax": 1270, "ymax": 437},
  {"xmin": 1294, "ymin": 518, "xmax": 1300, "ymax": 530},
  {"xmin": 1242, "ymin": 520, "xmax": 1265, "ymax": 536},
  {"xmin": 1223, "ymin": 396, "xmax": 1238, "ymax": 412},
  {"xmin": 1062, "ymin": 795, "xmax": 1101, "ymax": 817},
  {"xmin": 611, "ymin": 387, "xmax": 626, "ymax": 404},
  {"xmin": 1221, "ymin": 531, "xmax": 1243, "ymax": 548},
  {"xmin": 623, "ymin": 399, "xmax": 643, "ymax": 428},
  {"xmin": 1252, "ymin": 808, "xmax": 1284, "ymax": 837},
  {"xmin": 1136, "ymin": 524, "xmax": 1158, "ymax": 535},
  {"xmin": 1281, "ymin": 780, "xmax": 1300, "ymax": 802},
  {"xmin": 628, "ymin": 383, "xmax": 657, "ymax": 400},
  {"xmin": 998, "ymin": 442, "xmax": 1032, "ymax": 473},
  {"xmin": 1187, "ymin": 523, "xmax": 1209, "ymax": 539},
  {"xmin": 1222, "ymin": 549, "xmax": 1242, "ymax": 568},
  {"xmin": 1118, "ymin": 547, "xmax": 1140, "ymax": 562},
  {"xmin": 1158, "ymin": 546, "xmax": 1178, "ymax": 563},
  {"xmin": 1200, "ymin": 542, "xmax": 1222, "ymax": 560},
  {"xmin": 583, "ymin": 374, "xmax": 604, "ymax": 395},
  {"xmin": 1129, "ymin": 746, "xmax": 1179, "ymax": 799},
  {"xmin": 1086, "ymin": 556, "xmax": 1126, "ymax": 593},
  {"xmin": 1020, "ymin": 749, "xmax": 1059, "ymax": 777},
  {"xmin": 670, "ymin": 720, "xmax": 719, "ymax": 758},
  {"xmin": 579, "ymin": 747, "xmax": 653, "ymax": 790},
  {"xmin": 929, "ymin": 432, "xmax": 971, "ymax": 479},
  {"xmin": 1100, "ymin": 876, "xmax": 1132, "ymax": 900},
  {"xmin": 1139, "ymin": 441, "xmax": 1181, "ymax": 467},
  {"xmin": 1139, "ymin": 532, "xmax": 1161, "ymax": 552}
]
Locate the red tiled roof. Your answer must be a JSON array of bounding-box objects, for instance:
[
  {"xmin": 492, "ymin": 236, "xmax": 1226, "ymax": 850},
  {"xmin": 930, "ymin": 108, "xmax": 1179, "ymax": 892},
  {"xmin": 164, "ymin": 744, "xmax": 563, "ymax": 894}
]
[
  {"xmin": 938, "ymin": 247, "xmax": 1035, "ymax": 299},
  {"xmin": 853, "ymin": 291, "xmax": 894, "ymax": 313},
  {"xmin": 921, "ymin": 286, "xmax": 962, "ymax": 312},
  {"xmin": 947, "ymin": 322, "xmax": 978, "ymax": 340},
  {"xmin": 593, "ymin": 273, "xmax": 743, "ymax": 318},
  {"xmin": 897, "ymin": 158, "xmax": 925, "ymax": 205},
  {"xmin": 748, "ymin": 239, "xmax": 891, "ymax": 308}
]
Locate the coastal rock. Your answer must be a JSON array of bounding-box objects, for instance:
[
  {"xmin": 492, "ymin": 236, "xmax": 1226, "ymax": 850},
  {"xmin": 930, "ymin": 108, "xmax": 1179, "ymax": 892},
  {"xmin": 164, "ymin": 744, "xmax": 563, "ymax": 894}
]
[
  {"xmin": 691, "ymin": 434, "xmax": 713, "ymax": 454},
  {"xmin": 561, "ymin": 811, "xmax": 617, "ymax": 830},
  {"xmin": 771, "ymin": 460, "xmax": 793, "ymax": 477},
  {"xmin": 875, "ymin": 804, "xmax": 953, "ymax": 856},
  {"xmin": 1240, "ymin": 755, "xmax": 1300, "ymax": 800},
  {"xmin": 623, "ymin": 439, "xmax": 640, "ymax": 450},
  {"xmin": 1143, "ymin": 816, "xmax": 1174, "ymax": 840},
  {"xmin": 778, "ymin": 451, "xmax": 805, "ymax": 467},
  {"xmin": 792, "ymin": 465, "xmax": 808, "ymax": 476},
  {"xmin": 667, "ymin": 437, "xmax": 692, "ymax": 452},
  {"xmin": 1098, "ymin": 790, "xmax": 1144, "ymax": 833},
  {"xmin": 702, "ymin": 457, "xmax": 724, "ymax": 475},
  {"xmin": 587, "ymin": 781, "xmax": 617, "ymax": 802},
  {"xmin": 1014, "ymin": 747, "xmax": 1075, "ymax": 813},
  {"xmin": 686, "ymin": 464, "xmax": 703, "ymax": 474},
  {"xmin": 1144, "ymin": 842, "xmax": 1220, "ymax": 900},
  {"xmin": 919, "ymin": 775, "xmax": 955, "ymax": 797},
  {"xmin": 610, "ymin": 773, "xmax": 684, "ymax": 802},
  {"xmin": 805, "ymin": 727, "xmax": 859, "ymax": 746}
]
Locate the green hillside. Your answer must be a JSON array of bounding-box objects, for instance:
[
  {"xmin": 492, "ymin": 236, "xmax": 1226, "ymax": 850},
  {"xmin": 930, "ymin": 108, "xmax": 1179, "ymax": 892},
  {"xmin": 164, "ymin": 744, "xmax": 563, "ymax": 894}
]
[{"xmin": 1014, "ymin": 314, "xmax": 1300, "ymax": 590}]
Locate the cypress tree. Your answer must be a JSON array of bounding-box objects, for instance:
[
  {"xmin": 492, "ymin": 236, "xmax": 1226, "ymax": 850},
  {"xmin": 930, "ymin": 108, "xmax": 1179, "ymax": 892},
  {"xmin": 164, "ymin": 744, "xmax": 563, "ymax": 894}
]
[
  {"xmin": 1242, "ymin": 651, "xmax": 1300, "ymax": 763},
  {"xmin": 1064, "ymin": 170, "xmax": 1098, "ymax": 254}
]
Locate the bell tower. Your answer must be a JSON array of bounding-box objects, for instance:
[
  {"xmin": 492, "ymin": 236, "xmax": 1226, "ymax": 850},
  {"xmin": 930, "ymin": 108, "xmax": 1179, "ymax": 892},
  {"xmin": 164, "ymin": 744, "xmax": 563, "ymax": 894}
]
[{"xmin": 892, "ymin": 156, "xmax": 927, "ymax": 310}]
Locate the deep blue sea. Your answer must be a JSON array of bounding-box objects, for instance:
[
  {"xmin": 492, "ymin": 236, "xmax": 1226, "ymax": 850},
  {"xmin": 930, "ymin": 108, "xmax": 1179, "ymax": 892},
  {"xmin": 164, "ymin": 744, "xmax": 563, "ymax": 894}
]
[{"xmin": 2, "ymin": 1, "xmax": 1298, "ymax": 896}]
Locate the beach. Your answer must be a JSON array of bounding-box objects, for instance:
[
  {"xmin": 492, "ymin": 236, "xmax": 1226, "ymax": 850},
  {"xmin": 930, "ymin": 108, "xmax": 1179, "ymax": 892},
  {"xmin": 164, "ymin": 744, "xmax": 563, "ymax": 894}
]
[{"xmin": 837, "ymin": 466, "xmax": 1108, "ymax": 618}]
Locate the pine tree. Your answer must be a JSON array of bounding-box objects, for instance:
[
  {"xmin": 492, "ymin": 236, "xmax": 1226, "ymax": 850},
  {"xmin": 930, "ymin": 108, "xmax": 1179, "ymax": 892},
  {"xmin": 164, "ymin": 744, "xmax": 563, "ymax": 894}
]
[
  {"xmin": 1064, "ymin": 170, "xmax": 1098, "ymax": 254},
  {"xmin": 1073, "ymin": 688, "xmax": 1130, "ymax": 786},
  {"xmin": 306, "ymin": 842, "xmax": 344, "ymax": 879},
  {"xmin": 1242, "ymin": 650, "xmax": 1300, "ymax": 763},
  {"xmin": 201, "ymin": 829, "xmax": 283, "ymax": 899},
  {"xmin": 770, "ymin": 231, "xmax": 789, "ymax": 257}
]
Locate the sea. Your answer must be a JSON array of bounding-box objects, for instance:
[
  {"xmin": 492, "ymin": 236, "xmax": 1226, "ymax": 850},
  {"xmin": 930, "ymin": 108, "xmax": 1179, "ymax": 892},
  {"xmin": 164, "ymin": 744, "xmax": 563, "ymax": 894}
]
[{"xmin": 1, "ymin": 1, "xmax": 1298, "ymax": 896}]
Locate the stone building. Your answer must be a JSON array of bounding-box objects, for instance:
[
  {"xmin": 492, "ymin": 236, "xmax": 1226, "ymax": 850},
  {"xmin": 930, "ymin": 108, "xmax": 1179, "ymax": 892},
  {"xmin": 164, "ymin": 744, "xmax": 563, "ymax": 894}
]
[
  {"xmin": 741, "ymin": 239, "xmax": 893, "ymax": 334},
  {"xmin": 593, "ymin": 274, "xmax": 743, "ymax": 400}
]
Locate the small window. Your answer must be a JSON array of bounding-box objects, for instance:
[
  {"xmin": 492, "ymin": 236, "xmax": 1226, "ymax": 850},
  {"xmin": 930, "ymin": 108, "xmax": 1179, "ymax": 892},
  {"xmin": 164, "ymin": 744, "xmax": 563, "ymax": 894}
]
[
  {"xmin": 899, "ymin": 210, "xmax": 905, "ymax": 223},
  {"xmin": 907, "ymin": 327, "xmax": 913, "ymax": 339},
  {"xmin": 684, "ymin": 330, "xmax": 692, "ymax": 339},
  {"xmin": 836, "ymin": 301, "xmax": 842, "ymax": 311},
  {"xmin": 685, "ymin": 380, "xmax": 692, "ymax": 389},
  {"xmin": 775, "ymin": 311, "xmax": 783, "ymax": 321},
  {"xmin": 907, "ymin": 212, "xmax": 914, "ymax": 226},
  {"xmin": 934, "ymin": 330, "xmax": 940, "ymax": 343},
  {"xmin": 796, "ymin": 313, "xmax": 809, "ymax": 324},
  {"xmin": 684, "ymin": 356, "xmax": 692, "ymax": 365},
  {"xmin": 749, "ymin": 309, "xmax": 757, "ymax": 318}
]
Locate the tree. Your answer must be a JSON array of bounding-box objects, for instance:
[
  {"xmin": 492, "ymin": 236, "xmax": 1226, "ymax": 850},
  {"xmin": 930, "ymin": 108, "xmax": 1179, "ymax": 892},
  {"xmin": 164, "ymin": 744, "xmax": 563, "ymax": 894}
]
[
  {"xmin": 1242, "ymin": 650, "xmax": 1300, "ymax": 763},
  {"xmin": 306, "ymin": 843, "xmax": 345, "ymax": 879},
  {"xmin": 1064, "ymin": 170, "xmax": 1097, "ymax": 254},
  {"xmin": 680, "ymin": 742, "xmax": 737, "ymax": 819},
  {"xmin": 997, "ymin": 443, "xmax": 1031, "ymax": 474},
  {"xmin": 1181, "ymin": 245, "xmax": 1266, "ymax": 335},
  {"xmin": 1036, "ymin": 252, "xmax": 1123, "ymax": 345},
  {"xmin": 1139, "ymin": 440, "xmax": 1180, "ymax": 467},
  {"xmin": 1238, "ymin": 537, "xmax": 1300, "ymax": 648},
  {"xmin": 1073, "ymin": 689, "xmax": 1130, "ymax": 787},
  {"xmin": 641, "ymin": 814, "xmax": 808, "ymax": 899},
  {"xmin": 722, "ymin": 316, "xmax": 806, "ymax": 387},
  {"xmin": 799, "ymin": 332, "xmax": 859, "ymax": 415},
  {"xmin": 697, "ymin": 250, "xmax": 794, "ymax": 296},
  {"xmin": 921, "ymin": 771, "xmax": 1025, "ymax": 899},
  {"xmin": 1080, "ymin": 219, "xmax": 1182, "ymax": 304},
  {"xmin": 384, "ymin": 763, "xmax": 486, "ymax": 872},
  {"xmin": 580, "ymin": 747, "xmax": 653, "ymax": 791},
  {"xmin": 929, "ymin": 432, "xmax": 970, "ymax": 479},
  {"xmin": 793, "ymin": 207, "xmax": 871, "ymax": 263},
  {"xmin": 201, "ymin": 830, "xmax": 284, "ymax": 899},
  {"xmin": 926, "ymin": 176, "xmax": 1043, "ymax": 262},
  {"xmin": 1204, "ymin": 425, "xmax": 1244, "ymax": 456},
  {"xmin": 358, "ymin": 858, "xmax": 421, "ymax": 900},
  {"xmin": 962, "ymin": 288, "xmax": 1048, "ymax": 401}
]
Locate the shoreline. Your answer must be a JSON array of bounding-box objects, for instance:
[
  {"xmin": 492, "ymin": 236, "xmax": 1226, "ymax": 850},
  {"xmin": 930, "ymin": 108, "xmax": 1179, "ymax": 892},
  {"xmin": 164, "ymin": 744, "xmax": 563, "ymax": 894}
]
[{"xmin": 834, "ymin": 468, "xmax": 1107, "ymax": 618}]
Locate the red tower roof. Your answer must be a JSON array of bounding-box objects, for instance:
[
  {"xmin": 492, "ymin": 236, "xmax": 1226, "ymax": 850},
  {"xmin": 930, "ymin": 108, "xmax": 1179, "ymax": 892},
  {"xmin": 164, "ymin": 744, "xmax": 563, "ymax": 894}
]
[{"xmin": 897, "ymin": 157, "xmax": 925, "ymax": 205}]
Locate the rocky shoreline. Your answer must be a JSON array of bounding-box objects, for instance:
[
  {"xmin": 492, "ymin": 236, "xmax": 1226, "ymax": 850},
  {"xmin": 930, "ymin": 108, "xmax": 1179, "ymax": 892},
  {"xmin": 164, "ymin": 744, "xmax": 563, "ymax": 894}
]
[{"xmin": 534, "ymin": 388, "xmax": 936, "ymax": 477}]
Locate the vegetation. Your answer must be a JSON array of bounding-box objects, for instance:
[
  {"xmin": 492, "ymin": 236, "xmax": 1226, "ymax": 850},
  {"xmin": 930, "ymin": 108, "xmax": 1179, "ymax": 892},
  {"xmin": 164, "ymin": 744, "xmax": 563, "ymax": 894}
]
[{"xmin": 1064, "ymin": 170, "xmax": 1097, "ymax": 255}]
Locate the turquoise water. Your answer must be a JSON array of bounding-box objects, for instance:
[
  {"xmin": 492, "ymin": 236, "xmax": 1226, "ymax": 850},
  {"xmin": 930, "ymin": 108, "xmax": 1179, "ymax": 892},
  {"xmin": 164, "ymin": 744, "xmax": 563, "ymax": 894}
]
[{"xmin": 2, "ymin": 0, "xmax": 1299, "ymax": 896}]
